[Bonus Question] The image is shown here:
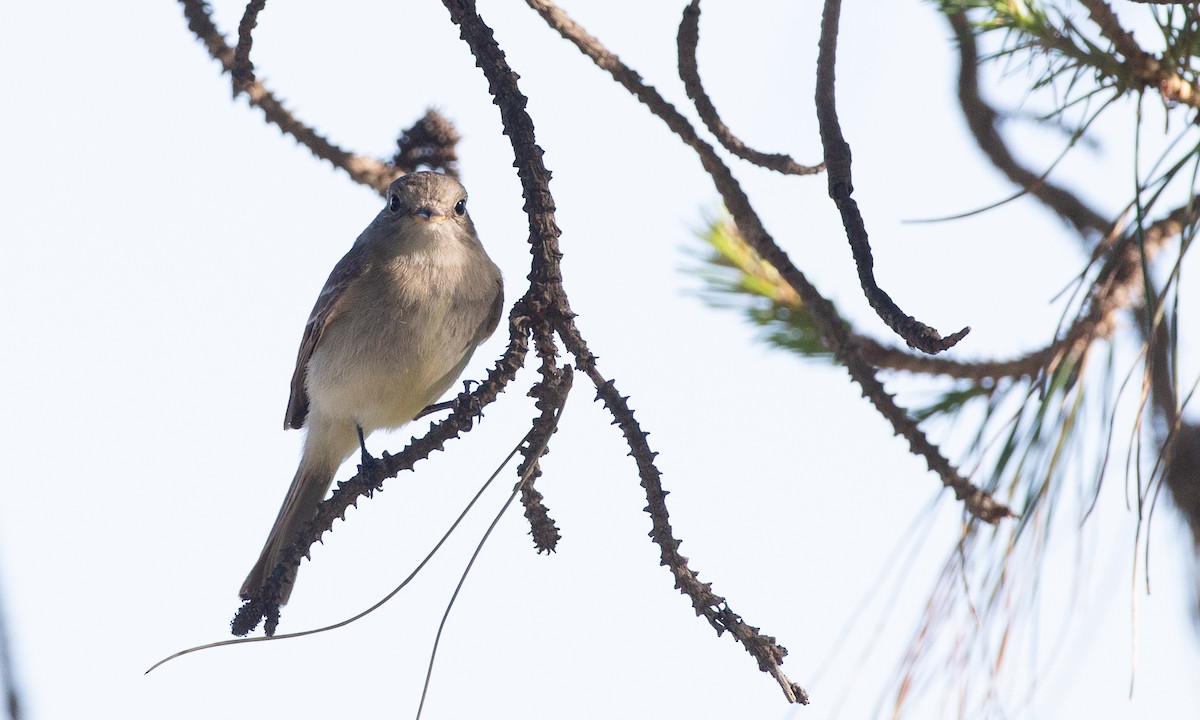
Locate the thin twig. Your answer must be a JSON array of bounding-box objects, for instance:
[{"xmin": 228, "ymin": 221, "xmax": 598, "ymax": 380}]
[
  {"xmin": 585, "ymin": 362, "xmax": 810, "ymax": 704},
  {"xmin": 676, "ymin": 1, "xmax": 822, "ymax": 176},
  {"xmin": 815, "ymin": 0, "xmax": 970, "ymax": 354},
  {"xmin": 177, "ymin": 0, "xmax": 400, "ymax": 193},
  {"xmin": 517, "ymin": 322, "xmax": 566, "ymax": 552},
  {"xmin": 393, "ymin": 108, "xmax": 463, "ymax": 178},
  {"xmin": 232, "ymin": 0, "xmax": 266, "ymax": 97}
]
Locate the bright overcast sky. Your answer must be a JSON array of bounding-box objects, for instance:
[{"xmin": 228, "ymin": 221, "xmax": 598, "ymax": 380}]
[{"xmin": 1, "ymin": 1, "xmax": 1198, "ymax": 718}]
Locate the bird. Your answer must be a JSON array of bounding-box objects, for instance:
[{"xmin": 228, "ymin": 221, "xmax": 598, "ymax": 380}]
[{"xmin": 240, "ymin": 171, "xmax": 504, "ymax": 605}]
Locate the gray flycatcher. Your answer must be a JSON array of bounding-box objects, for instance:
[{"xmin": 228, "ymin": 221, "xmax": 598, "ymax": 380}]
[{"xmin": 240, "ymin": 171, "xmax": 504, "ymax": 604}]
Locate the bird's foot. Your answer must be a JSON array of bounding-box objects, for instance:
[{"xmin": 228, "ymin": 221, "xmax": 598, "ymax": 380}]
[{"xmin": 355, "ymin": 425, "xmax": 381, "ymax": 472}]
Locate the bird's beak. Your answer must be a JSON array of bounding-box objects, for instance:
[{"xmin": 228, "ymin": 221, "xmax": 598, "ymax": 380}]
[{"xmin": 413, "ymin": 208, "xmax": 449, "ymax": 224}]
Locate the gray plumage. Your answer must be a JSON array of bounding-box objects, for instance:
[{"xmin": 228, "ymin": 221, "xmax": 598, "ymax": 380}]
[{"xmin": 241, "ymin": 172, "xmax": 503, "ymax": 604}]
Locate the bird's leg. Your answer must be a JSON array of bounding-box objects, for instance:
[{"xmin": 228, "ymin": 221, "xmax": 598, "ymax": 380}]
[
  {"xmin": 454, "ymin": 379, "xmax": 484, "ymax": 417},
  {"xmin": 355, "ymin": 424, "xmax": 378, "ymax": 470}
]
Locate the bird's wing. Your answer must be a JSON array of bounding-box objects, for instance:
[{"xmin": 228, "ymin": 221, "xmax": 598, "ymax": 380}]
[
  {"xmin": 284, "ymin": 245, "xmax": 372, "ymax": 430},
  {"xmin": 477, "ymin": 277, "xmax": 505, "ymax": 344}
]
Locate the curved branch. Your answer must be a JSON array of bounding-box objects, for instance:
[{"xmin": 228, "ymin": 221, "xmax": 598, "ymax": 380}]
[
  {"xmin": 676, "ymin": 1, "xmax": 822, "ymax": 176},
  {"xmin": 815, "ymin": 0, "xmax": 970, "ymax": 354},
  {"xmin": 947, "ymin": 11, "xmax": 1110, "ymax": 236},
  {"xmin": 523, "ymin": 0, "xmax": 1010, "ymax": 523},
  {"xmin": 178, "ymin": 0, "xmax": 399, "ymax": 193}
]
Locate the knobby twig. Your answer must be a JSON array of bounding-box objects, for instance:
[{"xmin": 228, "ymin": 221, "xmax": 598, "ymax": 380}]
[
  {"xmin": 179, "ymin": 0, "xmax": 400, "ymax": 193},
  {"xmin": 587, "ymin": 362, "xmax": 808, "ymax": 704},
  {"xmin": 516, "ymin": 317, "xmax": 566, "ymax": 553},
  {"xmin": 524, "ymin": 0, "xmax": 1010, "ymax": 523},
  {"xmin": 232, "ymin": 0, "xmax": 266, "ymax": 97},
  {"xmin": 442, "ymin": 0, "xmax": 809, "ymax": 702},
  {"xmin": 393, "ymin": 109, "xmax": 463, "ymax": 178},
  {"xmin": 677, "ymin": 1, "xmax": 822, "ymax": 176},
  {"xmin": 516, "ymin": 437, "xmax": 562, "ymax": 553},
  {"xmin": 815, "ymin": 0, "xmax": 970, "ymax": 355}
]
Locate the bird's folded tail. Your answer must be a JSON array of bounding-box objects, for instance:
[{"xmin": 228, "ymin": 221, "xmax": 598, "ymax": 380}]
[{"xmin": 239, "ymin": 452, "xmax": 341, "ymax": 606}]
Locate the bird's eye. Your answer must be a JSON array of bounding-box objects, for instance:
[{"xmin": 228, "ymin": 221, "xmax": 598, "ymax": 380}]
[
  {"xmin": 388, "ymin": 194, "xmax": 402, "ymax": 213},
  {"xmin": 454, "ymin": 199, "xmax": 467, "ymax": 216}
]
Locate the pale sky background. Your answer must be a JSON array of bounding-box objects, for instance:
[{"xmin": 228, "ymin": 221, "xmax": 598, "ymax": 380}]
[{"xmin": 1, "ymin": 1, "xmax": 1199, "ymax": 718}]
